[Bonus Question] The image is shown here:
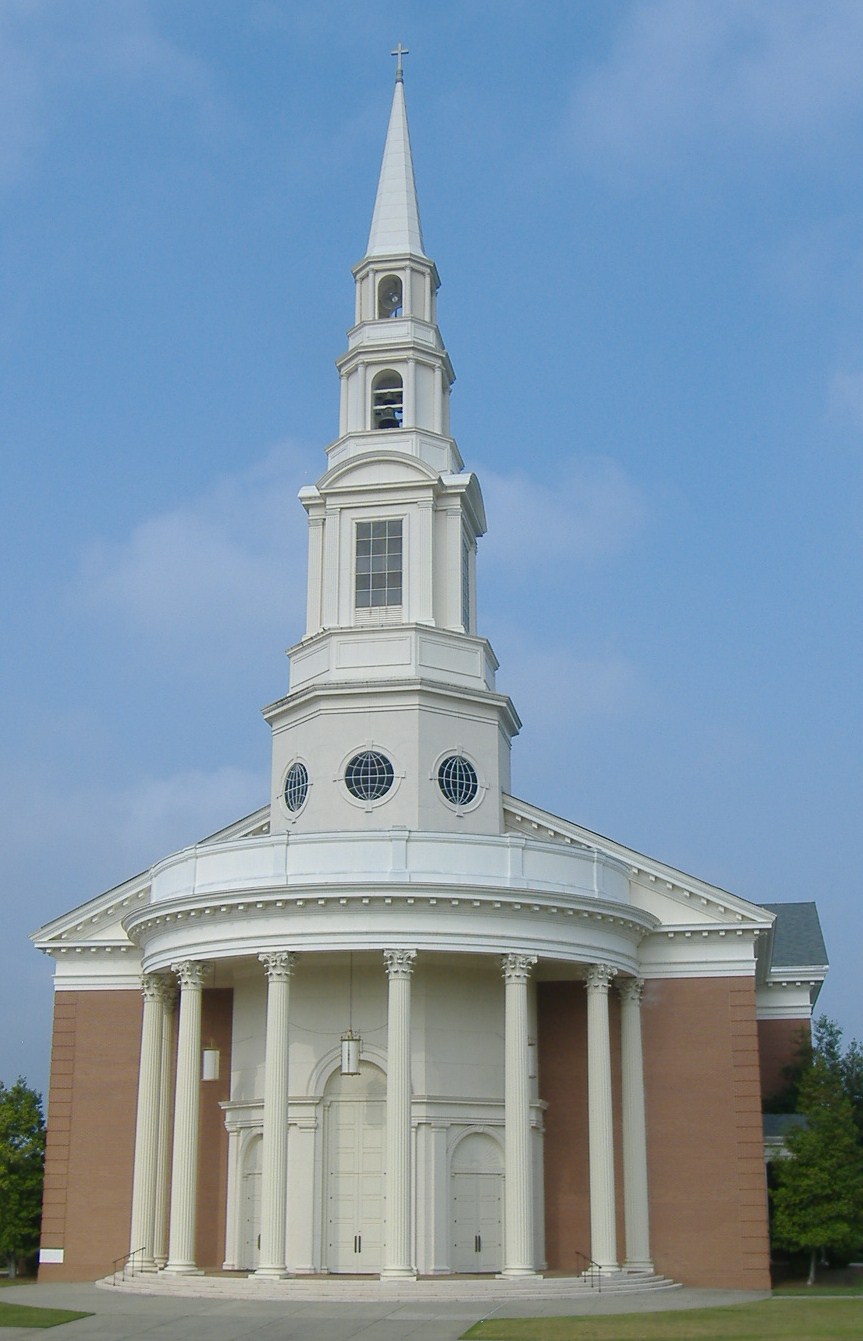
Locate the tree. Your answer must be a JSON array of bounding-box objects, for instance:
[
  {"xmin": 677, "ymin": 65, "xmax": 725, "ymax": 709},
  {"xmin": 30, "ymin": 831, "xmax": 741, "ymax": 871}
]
[
  {"xmin": 765, "ymin": 1016, "xmax": 863, "ymax": 1142},
  {"xmin": 771, "ymin": 1052, "xmax": 863, "ymax": 1285},
  {"xmin": 0, "ymin": 1079, "xmax": 45, "ymax": 1275}
]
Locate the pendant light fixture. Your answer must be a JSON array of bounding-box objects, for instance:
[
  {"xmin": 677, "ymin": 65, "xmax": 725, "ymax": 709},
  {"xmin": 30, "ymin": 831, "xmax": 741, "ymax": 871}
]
[{"xmin": 340, "ymin": 953, "xmax": 361, "ymax": 1075}]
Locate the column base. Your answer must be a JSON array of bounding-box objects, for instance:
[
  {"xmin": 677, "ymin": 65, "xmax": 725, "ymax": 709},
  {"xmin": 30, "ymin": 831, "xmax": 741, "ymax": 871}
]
[
  {"xmin": 623, "ymin": 1260, "xmax": 655, "ymax": 1273},
  {"xmin": 379, "ymin": 1268, "xmax": 417, "ymax": 1280},
  {"xmin": 163, "ymin": 1263, "xmax": 203, "ymax": 1275},
  {"xmin": 498, "ymin": 1267, "xmax": 539, "ymax": 1279},
  {"xmin": 253, "ymin": 1266, "xmax": 289, "ymax": 1279}
]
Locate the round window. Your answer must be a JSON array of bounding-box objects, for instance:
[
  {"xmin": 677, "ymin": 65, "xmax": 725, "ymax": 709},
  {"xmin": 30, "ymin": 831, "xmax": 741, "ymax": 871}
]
[
  {"xmin": 283, "ymin": 761, "xmax": 309, "ymax": 812},
  {"xmin": 345, "ymin": 751, "xmax": 395, "ymax": 802},
  {"xmin": 437, "ymin": 755, "xmax": 479, "ymax": 807}
]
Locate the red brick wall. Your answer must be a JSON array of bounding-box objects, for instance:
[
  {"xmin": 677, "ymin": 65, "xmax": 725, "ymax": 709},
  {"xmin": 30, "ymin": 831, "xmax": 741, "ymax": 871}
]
[
  {"xmin": 539, "ymin": 975, "xmax": 771, "ymax": 1290},
  {"xmin": 196, "ymin": 989, "xmax": 233, "ymax": 1270},
  {"xmin": 39, "ymin": 990, "xmax": 141, "ymax": 1282},
  {"xmin": 39, "ymin": 985, "xmax": 234, "ymax": 1282},
  {"xmin": 758, "ymin": 1018, "xmax": 809, "ymax": 1105}
]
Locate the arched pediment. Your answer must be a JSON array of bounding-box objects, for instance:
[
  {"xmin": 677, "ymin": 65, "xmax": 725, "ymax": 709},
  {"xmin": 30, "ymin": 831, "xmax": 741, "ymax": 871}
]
[{"xmin": 318, "ymin": 450, "xmax": 440, "ymax": 492}]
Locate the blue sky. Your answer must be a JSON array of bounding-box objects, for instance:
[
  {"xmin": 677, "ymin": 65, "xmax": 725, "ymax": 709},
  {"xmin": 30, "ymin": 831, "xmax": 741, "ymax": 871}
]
[{"xmin": 3, "ymin": 0, "xmax": 862, "ymax": 1096}]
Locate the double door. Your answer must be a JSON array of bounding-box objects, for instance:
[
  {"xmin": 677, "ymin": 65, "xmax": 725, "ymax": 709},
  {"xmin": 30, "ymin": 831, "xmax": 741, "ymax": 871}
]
[
  {"xmin": 451, "ymin": 1169, "xmax": 502, "ymax": 1273},
  {"xmin": 326, "ymin": 1096, "xmax": 385, "ymax": 1272}
]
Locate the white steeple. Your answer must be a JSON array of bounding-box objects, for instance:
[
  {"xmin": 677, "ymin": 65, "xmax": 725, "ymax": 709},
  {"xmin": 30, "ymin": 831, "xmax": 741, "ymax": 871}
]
[
  {"xmin": 366, "ymin": 59, "xmax": 427, "ymax": 260},
  {"xmin": 263, "ymin": 61, "xmax": 520, "ymax": 841}
]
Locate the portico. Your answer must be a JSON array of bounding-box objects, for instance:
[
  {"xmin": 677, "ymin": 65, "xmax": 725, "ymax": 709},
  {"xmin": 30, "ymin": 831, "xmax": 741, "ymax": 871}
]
[{"xmin": 126, "ymin": 936, "xmax": 654, "ymax": 1280}]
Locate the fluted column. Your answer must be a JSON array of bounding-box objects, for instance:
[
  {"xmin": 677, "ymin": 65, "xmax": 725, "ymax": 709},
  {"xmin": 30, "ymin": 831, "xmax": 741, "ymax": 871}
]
[
  {"xmin": 153, "ymin": 984, "xmax": 177, "ymax": 1268},
  {"xmin": 255, "ymin": 951, "xmax": 296, "ymax": 1277},
  {"xmin": 165, "ymin": 960, "xmax": 209, "ymax": 1274},
  {"xmin": 619, "ymin": 978, "xmax": 652, "ymax": 1271},
  {"xmin": 382, "ymin": 949, "xmax": 416, "ymax": 1279},
  {"xmin": 129, "ymin": 974, "xmax": 167, "ymax": 1269},
  {"xmin": 586, "ymin": 963, "xmax": 618, "ymax": 1270},
  {"xmin": 501, "ymin": 953, "xmax": 538, "ymax": 1277}
]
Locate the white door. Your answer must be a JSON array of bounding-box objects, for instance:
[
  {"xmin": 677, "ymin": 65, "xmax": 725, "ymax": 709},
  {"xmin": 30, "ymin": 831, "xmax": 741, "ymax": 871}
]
[
  {"xmin": 451, "ymin": 1133, "xmax": 503, "ymax": 1273},
  {"xmin": 240, "ymin": 1135, "xmax": 262, "ymax": 1270},
  {"xmin": 324, "ymin": 1063, "xmax": 386, "ymax": 1273}
]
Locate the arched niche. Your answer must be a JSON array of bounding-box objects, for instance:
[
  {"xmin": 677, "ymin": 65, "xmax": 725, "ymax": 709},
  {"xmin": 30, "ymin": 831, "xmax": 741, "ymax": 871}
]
[{"xmin": 371, "ymin": 369, "xmax": 403, "ymax": 430}]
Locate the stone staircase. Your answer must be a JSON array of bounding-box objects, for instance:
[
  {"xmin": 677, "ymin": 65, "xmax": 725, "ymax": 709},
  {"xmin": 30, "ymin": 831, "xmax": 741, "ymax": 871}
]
[{"xmin": 99, "ymin": 1268, "xmax": 680, "ymax": 1302}]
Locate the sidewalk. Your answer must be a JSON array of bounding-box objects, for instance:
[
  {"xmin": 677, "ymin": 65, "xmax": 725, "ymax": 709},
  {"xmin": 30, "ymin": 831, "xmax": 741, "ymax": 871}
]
[{"xmin": 0, "ymin": 1280, "xmax": 769, "ymax": 1341}]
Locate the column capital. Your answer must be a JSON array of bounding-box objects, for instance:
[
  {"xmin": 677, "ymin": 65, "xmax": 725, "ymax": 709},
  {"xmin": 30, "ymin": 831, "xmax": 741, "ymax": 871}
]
[
  {"xmin": 171, "ymin": 960, "xmax": 210, "ymax": 992},
  {"xmin": 501, "ymin": 953, "xmax": 537, "ymax": 985},
  {"xmin": 259, "ymin": 950, "xmax": 297, "ymax": 982},
  {"xmin": 383, "ymin": 948, "xmax": 417, "ymax": 980},
  {"xmin": 141, "ymin": 972, "xmax": 168, "ymax": 1003},
  {"xmin": 585, "ymin": 963, "xmax": 617, "ymax": 995},
  {"xmin": 618, "ymin": 976, "xmax": 645, "ymax": 1006}
]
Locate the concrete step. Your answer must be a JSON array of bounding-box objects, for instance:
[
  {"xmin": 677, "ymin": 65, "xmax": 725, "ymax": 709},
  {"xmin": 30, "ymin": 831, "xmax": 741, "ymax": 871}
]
[{"xmin": 99, "ymin": 1269, "xmax": 681, "ymax": 1303}]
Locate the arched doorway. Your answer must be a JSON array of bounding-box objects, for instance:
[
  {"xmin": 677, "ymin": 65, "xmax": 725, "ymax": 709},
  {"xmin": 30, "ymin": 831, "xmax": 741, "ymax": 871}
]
[
  {"xmin": 323, "ymin": 1061, "xmax": 386, "ymax": 1273},
  {"xmin": 451, "ymin": 1131, "xmax": 503, "ymax": 1273},
  {"xmin": 240, "ymin": 1133, "xmax": 262, "ymax": 1270}
]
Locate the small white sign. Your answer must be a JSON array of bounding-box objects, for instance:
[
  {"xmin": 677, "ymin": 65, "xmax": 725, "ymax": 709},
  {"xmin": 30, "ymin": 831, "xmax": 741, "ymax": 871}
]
[{"xmin": 39, "ymin": 1247, "xmax": 64, "ymax": 1264}]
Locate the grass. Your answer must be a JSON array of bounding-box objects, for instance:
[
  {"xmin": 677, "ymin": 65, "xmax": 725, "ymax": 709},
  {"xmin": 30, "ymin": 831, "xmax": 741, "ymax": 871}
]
[
  {"xmin": 461, "ymin": 1297, "xmax": 863, "ymax": 1341},
  {"xmin": 0, "ymin": 1299, "xmax": 91, "ymax": 1328}
]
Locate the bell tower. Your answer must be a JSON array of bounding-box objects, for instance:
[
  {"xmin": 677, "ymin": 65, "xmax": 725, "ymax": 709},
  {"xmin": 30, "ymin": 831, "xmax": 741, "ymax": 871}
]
[{"xmin": 264, "ymin": 59, "xmax": 520, "ymax": 837}]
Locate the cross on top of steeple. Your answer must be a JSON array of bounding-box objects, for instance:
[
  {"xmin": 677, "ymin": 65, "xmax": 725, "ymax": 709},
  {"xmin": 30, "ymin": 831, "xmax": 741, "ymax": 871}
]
[{"xmin": 391, "ymin": 43, "xmax": 409, "ymax": 83}]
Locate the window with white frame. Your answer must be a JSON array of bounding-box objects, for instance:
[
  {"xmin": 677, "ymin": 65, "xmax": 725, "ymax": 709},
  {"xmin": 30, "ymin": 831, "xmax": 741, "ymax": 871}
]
[{"xmin": 355, "ymin": 519, "xmax": 403, "ymax": 609}]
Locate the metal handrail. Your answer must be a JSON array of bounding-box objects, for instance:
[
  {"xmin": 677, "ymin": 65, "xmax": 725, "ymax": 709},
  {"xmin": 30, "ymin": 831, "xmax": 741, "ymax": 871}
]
[
  {"xmin": 574, "ymin": 1248, "xmax": 603, "ymax": 1291},
  {"xmin": 111, "ymin": 1246, "xmax": 146, "ymax": 1285}
]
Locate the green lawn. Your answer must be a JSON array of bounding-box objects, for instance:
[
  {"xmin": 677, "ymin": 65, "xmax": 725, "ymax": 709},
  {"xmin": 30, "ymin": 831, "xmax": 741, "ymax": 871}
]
[
  {"xmin": 0, "ymin": 1299, "xmax": 91, "ymax": 1328},
  {"xmin": 461, "ymin": 1298, "xmax": 863, "ymax": 1341}
]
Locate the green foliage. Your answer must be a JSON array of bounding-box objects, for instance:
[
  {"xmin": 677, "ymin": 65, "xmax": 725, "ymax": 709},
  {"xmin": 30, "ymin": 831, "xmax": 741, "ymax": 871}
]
[
  {"xmin": 771, "ymin": 1054, "xmax": 863, "ymax": 1275},
  {"xmin": 0, "ymin": 1079, "xmax": 45, "ymax": 1266},
  {"xmin": 765, "ymin": 1016, "xmax": 863, "ymax": 1142}
]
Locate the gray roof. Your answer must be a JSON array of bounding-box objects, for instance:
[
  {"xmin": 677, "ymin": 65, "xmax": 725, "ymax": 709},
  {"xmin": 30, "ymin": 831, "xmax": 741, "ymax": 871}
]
[{"xmin": 759, "ymin": 902, "xmax": 828, "ymax": 969}]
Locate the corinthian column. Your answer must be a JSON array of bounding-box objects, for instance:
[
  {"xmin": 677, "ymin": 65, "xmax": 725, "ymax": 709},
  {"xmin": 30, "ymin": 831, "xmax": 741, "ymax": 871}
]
[
  {"xmin": 382, "ymin": 949, "xmax": 416, "ymax": 1279},
  {"xmin": 129, "ymin": 974, "xmax": 167, "ymax": 1269},
  {"xmin": 501, "ymin": 952, "xmax": 538, "ymax": 1277},
  {"xmin": 586, "ymin": 963, "xmax": 618, "ymax": 1270},
  {"xmin": 153, "ymin": 982, "xmax": 177, "ymax": 1268},
  {"xmin": 165, "ymin": 960, "xmax": 209, "ymax": 1274},
  {"xmin": 255, "ymin": 951, "xmax": 296, "ymax": 1277},
  {"xmin": 619, "ymin": 978, "xmax": 652, "ymax": 1271}
]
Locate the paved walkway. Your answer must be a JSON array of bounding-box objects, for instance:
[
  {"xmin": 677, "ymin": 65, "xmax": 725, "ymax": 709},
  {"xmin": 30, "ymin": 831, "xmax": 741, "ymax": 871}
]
[{"xmin": 0, "ymin": 1280, "xmax": 769, "ymax": 1340}]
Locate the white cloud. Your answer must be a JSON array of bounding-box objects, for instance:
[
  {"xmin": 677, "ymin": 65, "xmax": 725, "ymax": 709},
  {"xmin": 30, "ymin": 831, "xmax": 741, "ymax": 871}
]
[
  {"xmin": 0, "ymin": 752, "xmax": 263, "ymax": 912},
  {"xmin": 479, "ymin": 456, "xmax": 646, "ymax": 568},
  {"xmin": 0, "ymin": 1, "xmax": 225, "ymax": 188},
  {"xmin": 75, "ymin": 441, "xmax": 316, "ymax": 668},
  {"xmin": 570, "ymin": 0, "xmax": 863, "ymax": 183},
  {"xmin": 504, "ymin": 647, "xmax": 641, "ymax": 728}
]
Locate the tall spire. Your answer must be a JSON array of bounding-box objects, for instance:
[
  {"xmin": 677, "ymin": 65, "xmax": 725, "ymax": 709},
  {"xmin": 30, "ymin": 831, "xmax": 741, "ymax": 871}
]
[{"xmin": 366, "ymin": 58, "xmax": 426, "ymax": 259}]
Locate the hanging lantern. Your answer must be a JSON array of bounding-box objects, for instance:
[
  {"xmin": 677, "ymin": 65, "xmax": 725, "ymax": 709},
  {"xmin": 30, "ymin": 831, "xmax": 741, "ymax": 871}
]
[
  {"xmin": 201, "ymin": 1047, "xmax": 220, "ymax": 1081},
  {"xmin": 340, "ymin": 1030, "xmax": 361, "ymax": 1076},
  {"xmin": 527, "ymin": 1039, "xmax": 537, "ymax": 1080}
]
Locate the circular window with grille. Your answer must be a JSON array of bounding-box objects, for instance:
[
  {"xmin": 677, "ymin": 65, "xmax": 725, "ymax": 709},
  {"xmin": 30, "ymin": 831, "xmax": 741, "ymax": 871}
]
[
  {"xmin": 283, "ymin": 761, "xmax": 309, "ymax": 813},
  {"xmin": 345, "ymin": 750, "xmax": 395, "ymax": 802},
  {"xmin": 437, "ymin": 755, "xmax": 479, "ymax": 808}
]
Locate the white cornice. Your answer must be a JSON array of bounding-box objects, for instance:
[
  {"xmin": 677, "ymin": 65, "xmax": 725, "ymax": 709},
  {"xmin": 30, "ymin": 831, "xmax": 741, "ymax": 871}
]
[{"xmin": 504, "ymin": 795, "xmax": 772, "ymax": 929}]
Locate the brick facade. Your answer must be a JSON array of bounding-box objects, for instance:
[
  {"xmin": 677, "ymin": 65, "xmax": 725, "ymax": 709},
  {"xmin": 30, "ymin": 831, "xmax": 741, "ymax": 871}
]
[
  {"xmin": 39, "ymin": 985, "xmax": 233, "ymax": 1282},
  {"xmin": 539, "ymin": 975, "xmax": 772, "ymax": 1291}
]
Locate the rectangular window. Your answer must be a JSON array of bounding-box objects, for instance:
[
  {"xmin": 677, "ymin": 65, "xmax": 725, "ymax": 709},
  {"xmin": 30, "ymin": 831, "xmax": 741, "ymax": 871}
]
[
  {"xmin": 461, "ymin": 533, "xmax": 471, "ymax": 632},
  {"xmin": 355, "ymin": 519, "xmax": 403, "ymax": 609}
]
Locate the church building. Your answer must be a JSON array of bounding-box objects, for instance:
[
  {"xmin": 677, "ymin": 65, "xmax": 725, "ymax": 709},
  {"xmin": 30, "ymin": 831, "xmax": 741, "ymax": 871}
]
[{"xmin": 33, "ymin": 64, "xmax": 827, "ymax": 1292}]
